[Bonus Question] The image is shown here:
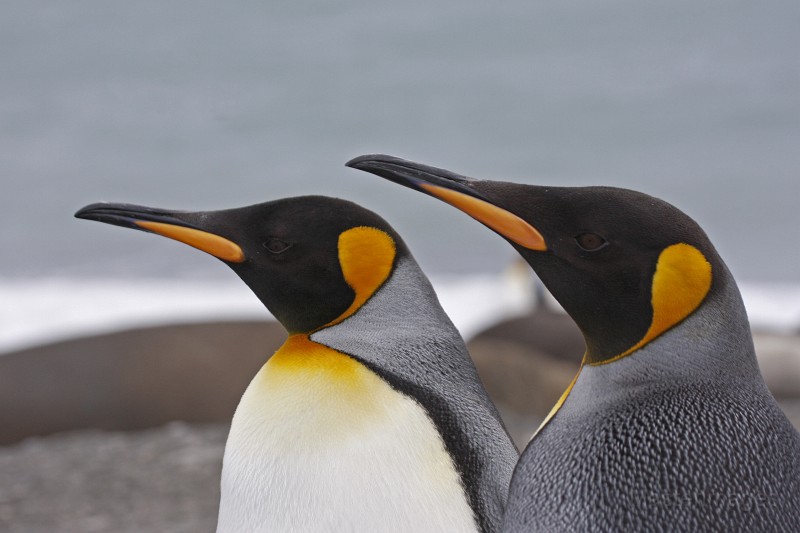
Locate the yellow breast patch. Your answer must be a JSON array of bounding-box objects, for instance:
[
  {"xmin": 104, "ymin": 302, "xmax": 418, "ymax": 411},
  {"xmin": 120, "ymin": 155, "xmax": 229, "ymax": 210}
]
[{"xmin": 251, "ymin": 334, "xmax": 395, "ymax": 440}]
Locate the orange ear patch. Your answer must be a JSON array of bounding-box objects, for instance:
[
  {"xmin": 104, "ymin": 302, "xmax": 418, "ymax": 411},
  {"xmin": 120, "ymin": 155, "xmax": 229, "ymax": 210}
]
[
  {"xmin": 134, "ymin": 220, "xmax": 245, "ymax": 263},
  {"xmin": 323, "ymin": 226, "xmax": 397, "ymax": 328},
  {"xmin": 419, "ymin": 183, "xmax": 547, "ymax": 251},
  {"xmin": 594, "ymin": 243, "xmax": 712, "ymax": 366}
]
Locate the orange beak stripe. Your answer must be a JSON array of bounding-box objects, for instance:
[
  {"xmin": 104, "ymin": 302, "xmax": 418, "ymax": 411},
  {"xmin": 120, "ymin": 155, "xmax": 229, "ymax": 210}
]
[
  {"xmin": 134, "ymin": 220, "xmax": 246, "ymax": 263},
  {"xmin": 420, "ymin": 183, "xmax": 547, "ymax": 251}
]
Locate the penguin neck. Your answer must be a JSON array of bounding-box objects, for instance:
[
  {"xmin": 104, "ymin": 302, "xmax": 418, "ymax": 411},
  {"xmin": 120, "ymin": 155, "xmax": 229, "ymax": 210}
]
[
  {"xmin": 312, "ymin": 256, "xmax": 465, "ymax": 352},
  {"xmin": 581, "ymin": 267, "xmax": 761, "ymax": 391},
  {"xmin": 311, "ymin": 255, "xmax": 517, "ymax": 533},
  {"xmin": 535, "ymin": 265, "xmax": 762, "ymax": 437},
  {"xmin": 248, "ymin": 334, "xmax": 392, "ymax": 439}
]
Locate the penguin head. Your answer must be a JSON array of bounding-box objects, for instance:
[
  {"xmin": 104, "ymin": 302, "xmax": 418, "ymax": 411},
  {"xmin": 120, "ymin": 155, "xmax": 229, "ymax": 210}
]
[
  {"xmin": 347, "ymin": 154, "xmax": 724, "ymax": 364},
  {"xmin": 75, "ymin": 196, "xmax": 406, "ymax": 334}
]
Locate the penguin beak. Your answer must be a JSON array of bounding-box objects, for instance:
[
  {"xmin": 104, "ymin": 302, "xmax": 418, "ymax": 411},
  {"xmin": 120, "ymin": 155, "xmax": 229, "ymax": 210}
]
[
  {"xmin": 346, "ymin": 154, "xmax": 547, "ymax": 251},
  {"xmin": 75, "ymin": 202, "xmax": 246, "ymax": 263}
]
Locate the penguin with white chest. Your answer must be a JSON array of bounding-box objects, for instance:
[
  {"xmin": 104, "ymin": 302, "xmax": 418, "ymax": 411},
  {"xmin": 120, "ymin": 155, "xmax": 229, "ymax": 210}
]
[
  {"xmin": 75, "ymin": 196, "xmax": 518, "ymax": 533},
  {"xmin": 348, "ymin": 155, "xmax": 800, "ymax": 532}
]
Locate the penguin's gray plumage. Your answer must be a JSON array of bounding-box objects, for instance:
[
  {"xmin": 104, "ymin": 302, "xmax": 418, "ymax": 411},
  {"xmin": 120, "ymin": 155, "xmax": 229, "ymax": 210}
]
[
  {"xmin": 505, "ymin": 264, "xmax": 800, "ymax": 532},
  {"xmin": 348, "ymin": 154, "xmax": 800, "ymax": 532},
  {"xmin": 76, "ymin": 195, "xmax": 518, "ymax": 533},
  {"xmin": 313, "ymin": 255, "xmax": 519, "ymax": 528}
]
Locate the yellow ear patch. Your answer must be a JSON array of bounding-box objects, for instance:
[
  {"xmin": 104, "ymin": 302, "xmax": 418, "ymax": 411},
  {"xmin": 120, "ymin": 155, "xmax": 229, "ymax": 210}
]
[
  {"xmin": 323, "ymin": 226, "xmax": 397, "ymax": 328},
  {"xmin": 419, "ymin": 183, "xmax": 547, "ymax": 251},
  {"xmin": 594, "ymin": 243, "xmax": 712, "ymax": 366},
  {"xmin": 134, "ymin": 220, "xmax": 245, "ymax": 263}
]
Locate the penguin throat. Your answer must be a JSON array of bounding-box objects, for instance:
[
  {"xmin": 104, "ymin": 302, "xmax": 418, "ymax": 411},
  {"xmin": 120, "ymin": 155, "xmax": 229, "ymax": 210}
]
[
  {"xmin": 264, "ymin": 335, "xmax": 380, "ymax": 412},
  {"xmin": 587, "ymin": 243, "xmax": 712, "ymax": 365}
]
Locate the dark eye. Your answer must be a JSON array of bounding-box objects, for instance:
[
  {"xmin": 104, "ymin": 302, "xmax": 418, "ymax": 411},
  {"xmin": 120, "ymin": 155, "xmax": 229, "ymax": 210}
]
[
  {"xmin": 575, "ymin": 232, "xmax": 608, "ymax": 252},
  {"xmin": 262, "ymin": 238, "xmax": 293, "ymax": 254}
]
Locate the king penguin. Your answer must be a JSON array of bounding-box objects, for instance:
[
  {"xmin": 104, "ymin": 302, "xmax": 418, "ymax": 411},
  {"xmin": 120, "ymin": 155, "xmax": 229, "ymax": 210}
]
[
  {"xmin": 347, "ymin": 155, "xmax": 800, "ymax": 532},
  {"xmin": 75, "ymin": 195, "xmax": 518, "ymax": 533}
]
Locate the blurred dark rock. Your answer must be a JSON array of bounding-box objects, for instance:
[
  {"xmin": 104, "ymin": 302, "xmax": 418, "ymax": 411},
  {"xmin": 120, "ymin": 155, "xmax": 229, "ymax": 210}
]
[
  {"xmin": 752, "ymin": 333, "xmax": 800, "ymax": 400},
  {"xmin": 467, "ymin": 307, "xmax": 583, "ymax": 447},
  {"xmin": 468, "ymin": 338, "xmax": 578, "ymax": 448},
  {"xmin": 0, "ymin": 321, "xmax": 284, "ymax": 445},
  {"xmin": 474, "ymin": 308, "xmax": 585, "ymax": 363}
]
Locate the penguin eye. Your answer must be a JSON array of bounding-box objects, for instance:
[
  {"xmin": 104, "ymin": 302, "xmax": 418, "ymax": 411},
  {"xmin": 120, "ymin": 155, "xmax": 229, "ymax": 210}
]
[
  {"xmin": 263, "ymin": 238, "xmax": 293, "ymax": 254},
  {"xmin": 575, "ymin": 232, "xmax": 608, "ymax": 252}
]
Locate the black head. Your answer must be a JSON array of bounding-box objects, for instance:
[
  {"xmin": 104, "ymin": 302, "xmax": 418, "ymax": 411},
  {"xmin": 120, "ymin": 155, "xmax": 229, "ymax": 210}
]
[
  {"xmin": 75, "ymin": 196, "xmax": 409, "ymax": 334},
  {"xmin": 347, "ymin": 154, "xmax": 725, "ymax": 364}
]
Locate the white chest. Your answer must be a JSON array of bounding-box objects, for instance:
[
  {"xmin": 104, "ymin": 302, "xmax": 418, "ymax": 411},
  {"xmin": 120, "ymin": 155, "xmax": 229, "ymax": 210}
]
[{"xmin": 216, "ymin": 337, "xmax": 478, "ymax": 533}]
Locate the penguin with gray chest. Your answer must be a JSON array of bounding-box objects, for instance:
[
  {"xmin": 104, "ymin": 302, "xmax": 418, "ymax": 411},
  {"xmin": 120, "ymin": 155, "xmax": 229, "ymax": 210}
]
[
  {"xmin": 348, "ymin": 154, "xmax": 800, "ymax": 532},
  {"xmin": 75, "ymin": 196, "xmax": 518, "ymax": 533}
]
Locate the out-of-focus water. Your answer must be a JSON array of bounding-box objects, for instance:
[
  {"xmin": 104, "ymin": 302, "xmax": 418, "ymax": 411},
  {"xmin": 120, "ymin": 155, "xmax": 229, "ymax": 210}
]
[{"xmin": 2, "ymin": 0, "xmax": 799, "ymax": 281}]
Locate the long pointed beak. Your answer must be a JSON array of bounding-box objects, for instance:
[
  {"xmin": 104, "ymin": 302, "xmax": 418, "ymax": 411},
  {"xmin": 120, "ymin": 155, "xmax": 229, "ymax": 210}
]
[
  {"xmin": 75, "ymin": 202, "xmax": 246, "ymax": 263},
  {"xmin": 346, "ymin": 154, "xmax": 547, "ymax": 251}
]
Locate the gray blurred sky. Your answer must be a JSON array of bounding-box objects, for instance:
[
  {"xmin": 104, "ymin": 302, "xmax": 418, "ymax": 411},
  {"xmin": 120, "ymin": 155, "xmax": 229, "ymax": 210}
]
[{"xmin": 2, "ymin": 0, "xmax": 799, "ymax": 280}]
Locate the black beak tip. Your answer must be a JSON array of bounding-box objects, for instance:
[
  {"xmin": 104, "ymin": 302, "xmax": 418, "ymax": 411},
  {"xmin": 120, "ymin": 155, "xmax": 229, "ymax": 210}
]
[
  {"xmin": 345, "ymin": 154, "xmax": 407, "ymax": 170},
  {"xmin": 344, "ymin": 154, "xmax": 370, "ymax": 169},
  {"xmin": 75, "ymin": 202, "xmax": 109, "ymax": 220},
  {"xmin": 345, "ymin": 153, "xmax": 481, "ymax": 201},
  {"xmin": 73, "ymin": 201, "xmax": 179, "ymax": 230}
]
